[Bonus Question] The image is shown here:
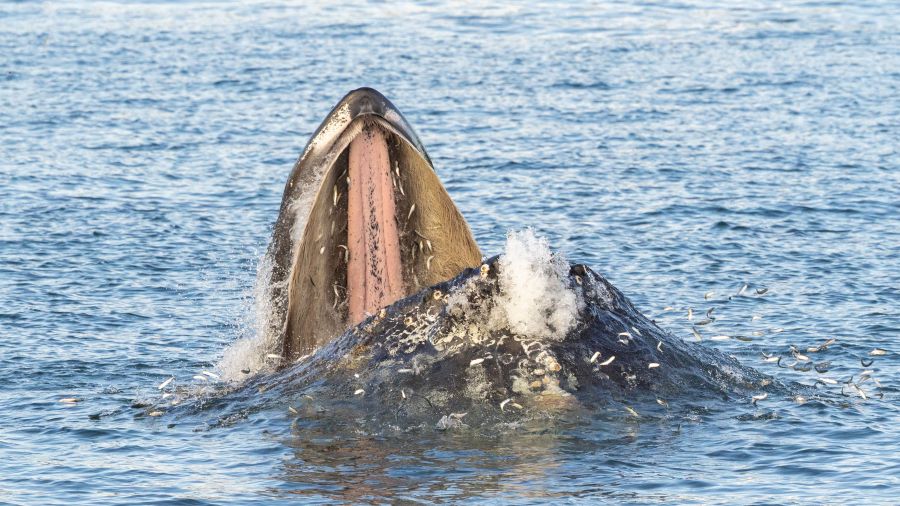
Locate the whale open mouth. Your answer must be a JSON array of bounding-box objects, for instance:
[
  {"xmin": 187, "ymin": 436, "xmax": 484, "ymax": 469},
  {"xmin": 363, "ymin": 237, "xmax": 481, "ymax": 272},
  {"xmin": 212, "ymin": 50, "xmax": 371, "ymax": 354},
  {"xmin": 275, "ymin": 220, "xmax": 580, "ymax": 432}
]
[{"xmin": 265, "ymin": 88, "xmax": 482, "ymax": 360}]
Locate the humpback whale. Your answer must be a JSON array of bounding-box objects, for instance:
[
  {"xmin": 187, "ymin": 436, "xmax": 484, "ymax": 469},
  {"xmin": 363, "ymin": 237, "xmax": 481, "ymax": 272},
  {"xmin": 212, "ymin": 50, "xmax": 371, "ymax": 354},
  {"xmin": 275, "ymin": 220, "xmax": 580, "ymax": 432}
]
[
  {"xmin": 228, "ymin": 88, "xmax": 774, "ymax": 429},
  {"xmin": 265, "ymin": 88, "xmax": 481, "ymax": 360}
]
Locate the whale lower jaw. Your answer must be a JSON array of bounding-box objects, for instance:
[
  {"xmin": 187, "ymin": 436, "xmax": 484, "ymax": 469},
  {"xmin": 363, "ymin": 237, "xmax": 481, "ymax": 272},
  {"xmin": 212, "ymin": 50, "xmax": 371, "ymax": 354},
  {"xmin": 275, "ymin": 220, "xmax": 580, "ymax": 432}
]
[{"xmin": 265, "ymin": 89, "xmax": 482, "ymax": 361}]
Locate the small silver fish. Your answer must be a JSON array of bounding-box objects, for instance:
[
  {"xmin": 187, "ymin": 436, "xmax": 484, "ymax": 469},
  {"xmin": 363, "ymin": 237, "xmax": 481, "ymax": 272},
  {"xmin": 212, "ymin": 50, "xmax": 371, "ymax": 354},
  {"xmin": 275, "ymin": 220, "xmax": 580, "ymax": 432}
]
[{"xmin": 691, "ymin": 326, "xmax": 702, "ymax": 341}]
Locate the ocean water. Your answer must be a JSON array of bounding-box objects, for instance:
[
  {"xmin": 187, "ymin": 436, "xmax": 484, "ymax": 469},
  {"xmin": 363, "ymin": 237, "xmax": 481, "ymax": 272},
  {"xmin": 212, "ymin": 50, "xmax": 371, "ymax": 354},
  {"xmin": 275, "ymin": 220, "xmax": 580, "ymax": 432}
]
[{"xmin": 1, "ymin": 1, "xmax": 898, "ymax": 504}]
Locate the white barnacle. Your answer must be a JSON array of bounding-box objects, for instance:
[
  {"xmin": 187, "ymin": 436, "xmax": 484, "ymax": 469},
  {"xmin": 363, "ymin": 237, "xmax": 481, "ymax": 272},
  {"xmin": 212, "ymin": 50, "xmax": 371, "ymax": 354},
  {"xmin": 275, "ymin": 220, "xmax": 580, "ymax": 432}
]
[
  {"xmin": 288, "ymin": 406, "xmax": 299, "ymax": 415},
  {"xmin": 403, "ymin": 316, "xmax": 414, "ymax": 327},
  {"xmin": 398, "ymin": 368, "xmax": 414, "ymax": 374},
  {"xmin": 469, "ymin": 358, "xmax": 485, "ymax": 367},
  {"xmin": 158, "ymin": 377, "xmax": 174, "ymax": 390},
  {"xmin": 500, "ymin": 398, "xmax": 511, "ymax": 411},
  {"xmin": 353, "ymin": 389, "xmax": 365, "ymax": 396},
  {"xmin": 432, "ymin": 289, "xmax": 443, "ymax": 300},
  {"xmin": 599, "ymin": 356, "xmax": 615, "ymax": 366},
  {"xmin": 648, "ymin": 362, "xmax": 660, "ymax": 369},
  {"xmin": 589, "ymin": 351, "xmax": 601, "ymax": 363}
]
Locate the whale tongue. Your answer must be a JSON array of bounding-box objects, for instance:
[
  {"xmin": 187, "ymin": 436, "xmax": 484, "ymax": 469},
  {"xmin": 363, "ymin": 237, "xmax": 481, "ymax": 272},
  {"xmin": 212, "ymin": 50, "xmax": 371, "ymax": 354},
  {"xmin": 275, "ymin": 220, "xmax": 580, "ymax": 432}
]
[{"xmin": 346, "ymin": 126, "xmax": 404, "ymax": 324}]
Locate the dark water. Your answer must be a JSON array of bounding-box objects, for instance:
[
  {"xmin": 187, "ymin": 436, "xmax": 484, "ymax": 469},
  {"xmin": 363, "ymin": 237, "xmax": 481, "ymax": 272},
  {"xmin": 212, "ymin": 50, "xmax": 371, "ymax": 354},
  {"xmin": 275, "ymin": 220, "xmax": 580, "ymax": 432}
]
[{"xmin": 1, "ymin": 1, "xmax": 898, "ymax": 504}]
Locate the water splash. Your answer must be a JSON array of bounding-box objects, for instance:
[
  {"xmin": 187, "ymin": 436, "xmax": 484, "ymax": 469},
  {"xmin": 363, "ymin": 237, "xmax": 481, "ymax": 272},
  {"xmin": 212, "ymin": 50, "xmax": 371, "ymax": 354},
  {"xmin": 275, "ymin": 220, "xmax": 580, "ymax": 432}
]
[
  {"xmin": 495, "ymin": 229, "xmax": 582, "ymax": 340},
  {"xmin": 217, "ymin": 253, "xmax": 284, "ymax": 382}
]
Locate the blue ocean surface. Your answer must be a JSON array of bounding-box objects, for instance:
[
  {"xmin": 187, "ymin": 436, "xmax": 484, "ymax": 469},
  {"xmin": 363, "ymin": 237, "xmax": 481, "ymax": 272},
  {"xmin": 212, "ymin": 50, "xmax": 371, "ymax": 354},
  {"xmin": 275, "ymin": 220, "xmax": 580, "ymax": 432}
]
[{"xmin": 1, "ymin": 1, "xmax": 898, "ymax": 504}]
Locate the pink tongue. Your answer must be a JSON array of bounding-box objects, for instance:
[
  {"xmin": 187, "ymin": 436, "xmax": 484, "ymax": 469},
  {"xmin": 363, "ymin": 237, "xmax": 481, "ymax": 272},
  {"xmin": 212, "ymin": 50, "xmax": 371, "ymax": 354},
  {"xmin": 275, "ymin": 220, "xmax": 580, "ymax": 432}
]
[{"xmin": 346, "ymin": 126, "xmax": 404, "ymax": 325}]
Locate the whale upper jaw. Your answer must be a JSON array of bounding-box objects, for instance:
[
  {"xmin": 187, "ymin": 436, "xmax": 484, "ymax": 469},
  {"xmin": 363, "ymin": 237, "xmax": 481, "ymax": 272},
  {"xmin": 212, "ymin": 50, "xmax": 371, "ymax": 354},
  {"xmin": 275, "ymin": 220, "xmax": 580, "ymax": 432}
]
[
  {"xmin": 265, "ymin": 88, "xmax": 482, "ymax": 361},
  {"xmin": 296, "ymin": 88, "xmax": 432, "ymax": 176}
]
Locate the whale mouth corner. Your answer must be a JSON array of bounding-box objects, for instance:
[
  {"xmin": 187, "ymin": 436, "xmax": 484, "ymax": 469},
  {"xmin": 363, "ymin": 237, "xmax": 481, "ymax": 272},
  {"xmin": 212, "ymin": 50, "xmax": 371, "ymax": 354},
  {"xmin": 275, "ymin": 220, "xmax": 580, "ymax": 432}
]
[{"xmin": 265, "ymin": 89, "xmax": 482, "ymax": 361}]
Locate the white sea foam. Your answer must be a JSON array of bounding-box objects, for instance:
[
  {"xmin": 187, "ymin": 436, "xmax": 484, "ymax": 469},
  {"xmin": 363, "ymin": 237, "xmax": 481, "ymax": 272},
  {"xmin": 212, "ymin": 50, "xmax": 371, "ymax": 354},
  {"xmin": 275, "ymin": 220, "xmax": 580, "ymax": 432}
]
[{"xmin": 494, "ymin": 229, "xmax": 581, "ymax": 340}]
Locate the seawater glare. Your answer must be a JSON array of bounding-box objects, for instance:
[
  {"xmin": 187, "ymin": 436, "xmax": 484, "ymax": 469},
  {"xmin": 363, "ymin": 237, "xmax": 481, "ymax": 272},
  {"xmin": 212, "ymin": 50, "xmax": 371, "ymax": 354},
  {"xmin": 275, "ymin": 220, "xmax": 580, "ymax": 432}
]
[{"xmin": 1, "ymin": 1, "xmax": 898, "ymax": 504}]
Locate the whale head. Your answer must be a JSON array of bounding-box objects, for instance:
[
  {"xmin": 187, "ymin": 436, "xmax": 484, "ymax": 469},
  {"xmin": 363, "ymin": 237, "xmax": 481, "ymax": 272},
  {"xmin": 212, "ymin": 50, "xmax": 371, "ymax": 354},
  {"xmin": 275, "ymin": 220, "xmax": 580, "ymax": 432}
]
[{"xmin": 265, "ymin": 88, "xmax": 482, "ymax": 360}]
